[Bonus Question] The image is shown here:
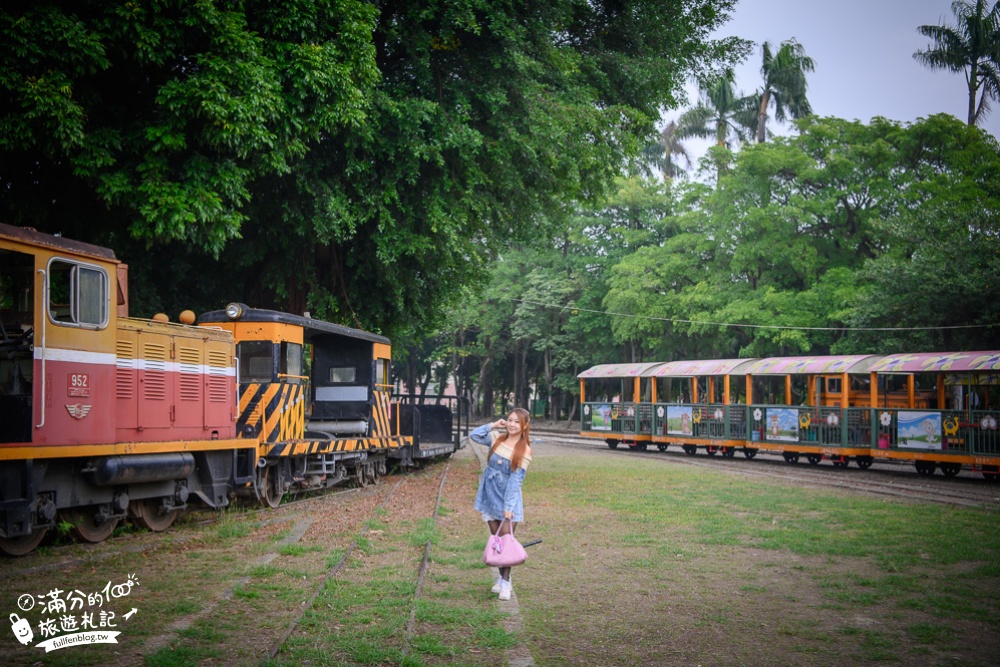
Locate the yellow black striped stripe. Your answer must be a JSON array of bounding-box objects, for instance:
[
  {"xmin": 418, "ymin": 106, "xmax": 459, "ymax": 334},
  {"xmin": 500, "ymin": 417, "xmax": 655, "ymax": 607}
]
[
  {"xmin": 260, "ymin": 436, "xmax": 408, "ymax": 458},
  {"xmin": 238, "ymin": 382, "xmax": 305, "ymax": 442}
]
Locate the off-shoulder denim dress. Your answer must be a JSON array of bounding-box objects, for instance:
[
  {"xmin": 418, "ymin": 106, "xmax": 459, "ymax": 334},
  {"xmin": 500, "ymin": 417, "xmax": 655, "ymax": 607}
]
[{"xmin": 470, "ymin": 423, "xmax": 526, "ymax": 522}]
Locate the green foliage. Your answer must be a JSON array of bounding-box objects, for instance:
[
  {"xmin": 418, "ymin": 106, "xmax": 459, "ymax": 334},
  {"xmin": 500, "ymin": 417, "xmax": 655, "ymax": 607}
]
[
  {"xmin": 913, "ymin": 0, "xmax": 1000, "ymax": 126},
  {"xmin": 441, "ymin": 114, "xmax": 999, "ymax": 412},
  {"xmin": 0, "ymin": 0, "xmax": 747, "ymax": 339}
]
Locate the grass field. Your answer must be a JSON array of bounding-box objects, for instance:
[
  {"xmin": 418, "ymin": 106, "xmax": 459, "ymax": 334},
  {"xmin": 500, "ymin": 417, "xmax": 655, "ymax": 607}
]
[
  {"xmin": 516, "ymin": 453, "xmax": 1000, "ymax": 666},
  {"xmin": 1, "ymin": 447, "xmax": 998, "ymax": 666}
]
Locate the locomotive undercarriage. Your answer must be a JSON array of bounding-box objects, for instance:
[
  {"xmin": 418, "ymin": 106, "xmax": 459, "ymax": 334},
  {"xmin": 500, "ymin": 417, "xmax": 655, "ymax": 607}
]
[
  {"xmin": 256, "ymin": 448, "xmax": 387, "ymax": 509},
  {"xmin": 0, "ymin": 448, "xmax": 256, "ymax": 556}
]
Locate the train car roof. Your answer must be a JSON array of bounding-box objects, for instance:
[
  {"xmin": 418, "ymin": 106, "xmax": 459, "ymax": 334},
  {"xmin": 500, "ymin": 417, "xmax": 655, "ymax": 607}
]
[
  {"xmin": 740, "ymin": 355, "xmax": 882, "ymax": 376},
  {"xmin": 869, "ymin": 351, "xmax": 1000, "ymax": 373},
  {"xmin": 199, "ymin": 305, "xmax": 391, "ymax": 345},
  {"xmin": 0, "ymin": 222, "xmax": 118, "ymax": 262},
  {"xmin": 578, "ymin": 362, "xmax": 667, "ymax": 378},
  {"xmin": 648, "ymin": 358, "xmax": 758, "ymax": 377}
]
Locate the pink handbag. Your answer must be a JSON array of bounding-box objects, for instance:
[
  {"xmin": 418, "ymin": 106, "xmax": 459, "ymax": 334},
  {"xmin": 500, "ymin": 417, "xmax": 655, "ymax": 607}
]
[{"xmin": 483, "ymin": 519, "xmax": 527, "ymax": 567}]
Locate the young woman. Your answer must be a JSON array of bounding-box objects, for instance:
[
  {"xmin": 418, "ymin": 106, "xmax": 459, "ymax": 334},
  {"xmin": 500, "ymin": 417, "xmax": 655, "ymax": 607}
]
[{"xmin": 469, "ymin": 408, "xmax": 532, "ymax": 601}]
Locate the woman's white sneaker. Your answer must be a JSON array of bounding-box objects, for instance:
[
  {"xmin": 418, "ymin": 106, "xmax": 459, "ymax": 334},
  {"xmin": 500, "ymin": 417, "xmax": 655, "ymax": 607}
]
[
  {"xmin": 498, "ymin": 579, "xmax": 512, "ymax": 601},
  {"xmin": 491, "ymin": 576, "xmax": 503, "ymax": 594}
]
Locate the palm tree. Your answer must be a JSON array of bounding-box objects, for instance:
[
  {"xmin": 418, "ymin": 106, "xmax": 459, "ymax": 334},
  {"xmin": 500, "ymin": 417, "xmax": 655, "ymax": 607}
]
[
  {"xmin": 639, "ymin": 120, "xmax": 691, "ymax": 179},
  {"xmin": 754, "ymin": 39, "xmax": 815, "ymax": 143},
  {"xmin": 914, "ymin": 0, "xmax": 1000, "ymax": 126},
  {"xmin": 676, "ymin": 71, "xmax": 757, "ymax": 150}
]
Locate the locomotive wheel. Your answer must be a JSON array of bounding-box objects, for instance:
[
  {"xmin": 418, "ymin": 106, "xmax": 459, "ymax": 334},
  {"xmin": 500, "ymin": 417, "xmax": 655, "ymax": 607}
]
[
  {"xmin": 64, "ymin": 507, "xmax": 119, "ymax": 543},
  {"xmin": 356, "ymin": 464, "xmax": 369, "ymax": 488},
  {"xmin": 855, "ymin": 456, "xmax": 873, "ymax": 470},
  {"xmin": 0, "ymin": 528, "xmax": 48, "ymax": 557},
  {"xmin": 806, "ymin": 454, "xmax": 822, "ymax": 465},
  {"xmin": 132, "ymin": 500, "xmax": 178, "ymax": 532},
  {"xmin": 606, "ymin": 440, "xmax": 619, "ymax": 450},
  {"xmin": 366, "ymin": 463, "xmax": 379, "ymax": 485},
  {"xmin": 260, "ymin": 466, "xmax": 283, "ymax": 509},
  {"xmin": 657, "ymin": 444, "xmax": 668, "ymax": 452},
  {"xmin": 940, "ymin": 462, "xmax": 961, "ymax": 477},
  {"xmin": 742, "ymin": 448, "xmax": 757, "ymax": 460}
]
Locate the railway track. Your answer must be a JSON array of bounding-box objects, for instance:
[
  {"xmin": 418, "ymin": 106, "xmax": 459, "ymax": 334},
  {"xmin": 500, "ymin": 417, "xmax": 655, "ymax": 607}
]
[
  {"xmin": 265, "ymin": 461, "xmax": 452, "ymax": 663},
  {"xmin": 531, "ymin": 428, "xmax": 1000, "ymax": 510},
  {"xmin": 0, "ymin": 478, "xmax": 375, "ymax": 579}
]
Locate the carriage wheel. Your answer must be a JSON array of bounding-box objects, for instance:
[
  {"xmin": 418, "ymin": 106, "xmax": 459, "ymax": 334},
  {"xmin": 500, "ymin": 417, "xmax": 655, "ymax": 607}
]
[
  {"xmin": 940, "ymin": 462, "xmax": 961, "ymax": 477},
  {"xmin": 683, "ymin": 445, "xmax": 697, "ymax": 456},
  {"xmin": 806, "ymin": 454, "xmax": 822, "ymax": 465},
  {"xmin": 855, "ymin": 456, "xmax": 873, "ymax": 470},
  {"xmin": 783, "ymin": 453, "xmax": 800, "ymax": 464},
  {"xmin": 0, "ymin": 528, "xmax": 48, "ymax": 557},
  {"xmin": 657, "ymin": 444, "xmax": 668, "ymax": 452},
  {"xmin": 743, "ymin": 448, "xmax": 757, "ymax": 460},
  {"xmin": 132, "ymin": 500, "xmax": 178, "ymax": 532},
  {"xmin": 64, "ymin": 507, "xmax": 119, "ymax": 543},
  {"xmin": 260, "ymin": 466, "xmax": 283, "ymax": 508},
  {"xmin": 706, "ymin": 446, "xmax": 718, "ymax": 457},
  {"xmin": 606, "ymin": 440, "xmax": 619, "ymax": 450}
]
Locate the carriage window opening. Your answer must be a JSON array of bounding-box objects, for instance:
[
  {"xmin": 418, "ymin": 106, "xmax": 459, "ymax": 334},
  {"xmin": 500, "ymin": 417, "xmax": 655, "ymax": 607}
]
[
  {"xmin": 281, "ymin": 342, "xmax": 303, "ymax": 384},
  {"xmin": 329, "ymin": 367, "xmax": 356, "ymax": 384},
  {"xmin": 238, "ymin": 341, "xmax": 274, "ymax": 382},
  {"xmin": 47, "ymin": 260, "xmax": 108, "ymax": 328},
  {"xmin": 827, "ymin": 378, "xmax": 842, "ymax": 393}
]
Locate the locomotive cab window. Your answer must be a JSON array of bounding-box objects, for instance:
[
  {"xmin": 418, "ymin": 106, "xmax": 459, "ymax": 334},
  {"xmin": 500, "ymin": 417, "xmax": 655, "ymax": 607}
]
[
  {"xmin": 238, "ymin": 341, "xmax": 275, "ymax": 382},
  {"xmin": 280, "ymin": 342, "xmax": 303, "ymax": 384},
  {"xmin": 375, "ymin": 359, "xmax": 390, "ymax": 390},
  {"xmin": 329, "ymin": 367, "xmax": 356, "ymax": 384},
  {"xmin": 47, "ymin": 259, "xmax": 109, "ymax": 328}
]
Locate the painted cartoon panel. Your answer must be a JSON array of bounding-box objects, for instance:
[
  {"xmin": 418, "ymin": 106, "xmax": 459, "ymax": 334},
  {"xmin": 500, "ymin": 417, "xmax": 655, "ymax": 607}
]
[
  {"xmin": 765, "ymin": 408, "xmax": 799, "ymax": 442},
  {"xmin": 591, "ymin": 404, "xmax": 613, "ymax": 431},
  {"xmin": 666, "ymin": 406, "xmax": 693, "ymax": 435},
  {"xmin": 897, "ymin": 411, "xmax": 942, "ymax": 450}
]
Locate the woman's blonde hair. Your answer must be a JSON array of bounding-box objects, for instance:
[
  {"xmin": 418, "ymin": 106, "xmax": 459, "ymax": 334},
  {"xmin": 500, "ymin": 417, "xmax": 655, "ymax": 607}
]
[{"xmin": 489, "ymin": 407, "xmax": 531, "ymax": 470}]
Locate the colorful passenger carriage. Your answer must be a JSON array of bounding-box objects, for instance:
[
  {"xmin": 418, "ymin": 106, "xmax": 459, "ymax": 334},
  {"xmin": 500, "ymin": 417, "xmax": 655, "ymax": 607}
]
[{"xmin": 579, "ymin": 353, "xmax": 1000, "ymax": 479}]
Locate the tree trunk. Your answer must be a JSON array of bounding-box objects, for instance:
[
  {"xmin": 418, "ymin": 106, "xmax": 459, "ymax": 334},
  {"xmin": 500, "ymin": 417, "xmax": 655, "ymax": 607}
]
[
  {"xmin": 757, "ymin": 90, "xmax": 770, "ymax": 143},
  {"xmin": 968, "ymin": 61, "xmax": 979, "ymax": 125}
]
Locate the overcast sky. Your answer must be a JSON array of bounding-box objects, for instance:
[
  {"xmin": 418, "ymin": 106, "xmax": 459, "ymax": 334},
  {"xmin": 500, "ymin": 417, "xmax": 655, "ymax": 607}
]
[{"xmin": 679, "ymin": 0, "xmax": 1000, "ymax": 163}]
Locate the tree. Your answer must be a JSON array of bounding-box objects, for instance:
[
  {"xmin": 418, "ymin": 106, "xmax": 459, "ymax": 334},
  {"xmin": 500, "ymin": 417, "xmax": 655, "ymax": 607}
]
[
  {"xmin": 606, "ymin": 115, "xmax": 1000, "ymax": 358},
  {"xmin": 914, "ymin": 0, "xmax": 1000, "ymax": 126},
  {"xmin": 754, "ymin": 39, "xmax": 815, "ymax": 143},
  {"xmin": 676, "ymin": 70, "xmax": 757, "ymax": 150},
  {"xmin": 639, "ymin": 120, "xmax": 691, "ymax": 179},
  {"xmin": 0, "ymin": 1, "xmax": 749, "ymax": 338}
]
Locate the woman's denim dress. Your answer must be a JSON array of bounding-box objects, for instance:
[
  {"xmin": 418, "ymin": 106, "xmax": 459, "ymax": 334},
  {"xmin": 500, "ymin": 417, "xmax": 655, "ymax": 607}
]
[{"xmin": 470, "ymin": 423, "xmax": 526, "ymax": 522}]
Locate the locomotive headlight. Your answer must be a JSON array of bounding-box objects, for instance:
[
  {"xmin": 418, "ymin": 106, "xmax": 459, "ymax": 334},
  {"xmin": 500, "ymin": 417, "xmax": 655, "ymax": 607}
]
[{"xmin": 225, "ymin": 303, "xmax": 244, "ymax": 320}]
